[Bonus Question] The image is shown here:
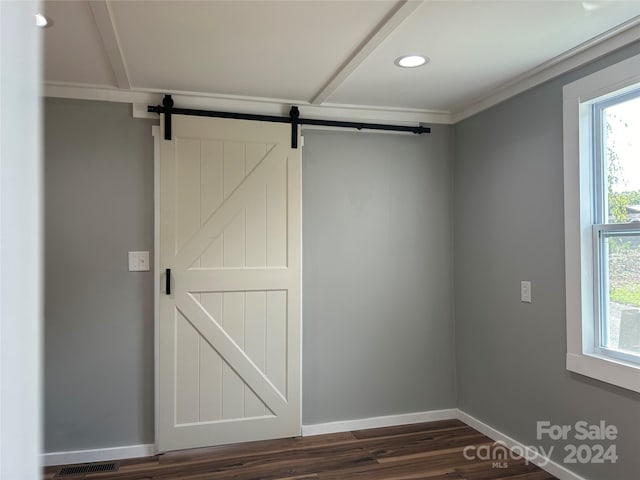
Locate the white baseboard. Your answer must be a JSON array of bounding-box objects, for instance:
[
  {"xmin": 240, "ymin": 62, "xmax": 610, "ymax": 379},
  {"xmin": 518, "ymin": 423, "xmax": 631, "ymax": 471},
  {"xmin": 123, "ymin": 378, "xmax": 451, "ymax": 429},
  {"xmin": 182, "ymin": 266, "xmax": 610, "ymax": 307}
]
[
  {"xmin": 42, "ymin": 443, "xmax": 155, "ymax": 467},
  {"xmin": 301, "ymin": 408, "xmax": 459, "ymax": 436},
  {"xmin": 456, "ymin": 410, "xmax": 586, "ymax": 480}
]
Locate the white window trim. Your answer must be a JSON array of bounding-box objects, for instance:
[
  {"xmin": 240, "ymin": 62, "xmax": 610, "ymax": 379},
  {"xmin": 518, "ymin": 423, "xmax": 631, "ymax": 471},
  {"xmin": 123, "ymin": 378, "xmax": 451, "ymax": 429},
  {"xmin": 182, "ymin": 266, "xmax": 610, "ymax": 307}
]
[{"xmin": 563, "ymin": 52, "xmax": 640, "ymax": 393}]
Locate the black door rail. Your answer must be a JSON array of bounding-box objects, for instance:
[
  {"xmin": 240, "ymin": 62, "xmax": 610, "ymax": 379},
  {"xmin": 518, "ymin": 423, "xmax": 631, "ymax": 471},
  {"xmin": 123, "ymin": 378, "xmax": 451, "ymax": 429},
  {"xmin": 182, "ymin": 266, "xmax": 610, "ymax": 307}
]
[{"xmin": 148, "ymin": 95, "xmax": 430, "ymax": 148}]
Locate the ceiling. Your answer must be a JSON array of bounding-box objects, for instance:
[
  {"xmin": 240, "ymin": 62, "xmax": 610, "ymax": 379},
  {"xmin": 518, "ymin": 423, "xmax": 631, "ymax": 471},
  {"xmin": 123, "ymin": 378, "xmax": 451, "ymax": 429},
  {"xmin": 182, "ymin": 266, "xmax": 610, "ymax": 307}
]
[{"xmin": 42, "ymin": 0, "xmax": 640, "ymax": 124}]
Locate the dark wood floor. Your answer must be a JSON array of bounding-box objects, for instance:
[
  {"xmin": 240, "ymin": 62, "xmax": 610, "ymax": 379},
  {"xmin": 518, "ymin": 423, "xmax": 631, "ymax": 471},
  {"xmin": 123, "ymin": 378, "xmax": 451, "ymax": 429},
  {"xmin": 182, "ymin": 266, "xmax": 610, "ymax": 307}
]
[{"xmin": 44, "ymin": 419, "xmax": 557, "ymax": 480}]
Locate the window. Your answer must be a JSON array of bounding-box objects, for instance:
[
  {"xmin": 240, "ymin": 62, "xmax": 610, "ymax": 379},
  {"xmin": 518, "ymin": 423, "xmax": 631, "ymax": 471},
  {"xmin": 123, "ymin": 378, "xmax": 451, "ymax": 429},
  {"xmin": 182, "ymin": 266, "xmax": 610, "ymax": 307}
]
[
  {"xmin": 592, "ymin": 91, "xmax": 640, "ymax": 365},
  {"xmin": 564, "ymin": 53, "xmax": 640, "ymax": 393}
]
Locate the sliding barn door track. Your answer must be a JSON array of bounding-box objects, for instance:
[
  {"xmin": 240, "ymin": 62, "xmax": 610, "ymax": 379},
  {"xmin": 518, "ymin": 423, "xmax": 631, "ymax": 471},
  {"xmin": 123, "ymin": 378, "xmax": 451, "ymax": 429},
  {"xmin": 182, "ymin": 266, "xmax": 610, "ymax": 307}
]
[
  {"xmin": 55, "ymin": 462, "xmax": 119, "ymax": 477},
  {"xmin": 148, "ymin": 94, "xmax": 431, "ymax": 147}
]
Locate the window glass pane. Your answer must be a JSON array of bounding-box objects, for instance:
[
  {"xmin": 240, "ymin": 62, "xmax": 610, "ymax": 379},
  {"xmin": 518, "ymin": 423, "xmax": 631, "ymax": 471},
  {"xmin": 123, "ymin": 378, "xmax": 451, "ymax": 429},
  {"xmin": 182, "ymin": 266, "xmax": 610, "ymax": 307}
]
[
  {"xmin": 601, "ymin": 233, "xmax": 640, "ymax": 356},
  {"xmin": 603, "ymin": 95, "xmax": 640, "ymax": 224}
]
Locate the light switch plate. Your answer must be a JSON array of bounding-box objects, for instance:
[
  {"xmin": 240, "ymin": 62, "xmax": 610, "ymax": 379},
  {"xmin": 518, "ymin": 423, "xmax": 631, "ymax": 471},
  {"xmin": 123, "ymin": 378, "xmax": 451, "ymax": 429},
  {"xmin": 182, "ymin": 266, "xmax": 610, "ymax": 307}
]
[
  {"xmin": 128, "ymin": 251, "xmax": 150, "ymax": 272},
  {"xmin": 521, "ymin": 281, "xmax": 532, "ymax": 303}
]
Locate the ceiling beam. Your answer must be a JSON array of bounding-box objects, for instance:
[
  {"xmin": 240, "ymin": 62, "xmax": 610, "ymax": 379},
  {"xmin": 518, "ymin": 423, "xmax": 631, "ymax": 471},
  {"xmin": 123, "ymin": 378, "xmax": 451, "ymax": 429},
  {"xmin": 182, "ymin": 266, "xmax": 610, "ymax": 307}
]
[
  {"xmin": 89, "ymin": 0, "xmax": 131, "ymax": 89},
  {"xmin": 310, "ymin": 0, "xmax": 422, "ymax": 105}
]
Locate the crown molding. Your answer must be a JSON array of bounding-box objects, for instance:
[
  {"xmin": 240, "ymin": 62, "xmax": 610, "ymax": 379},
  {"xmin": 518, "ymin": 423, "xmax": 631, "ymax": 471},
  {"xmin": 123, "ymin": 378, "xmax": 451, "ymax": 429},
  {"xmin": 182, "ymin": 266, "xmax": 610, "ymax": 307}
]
[
  {"xmin": 452, "ymin": 15, "xmax": 640, "ymax": 123},
  {"xmin": 43, "ymin": 82, "xmax": 452, "ymax": 125}
]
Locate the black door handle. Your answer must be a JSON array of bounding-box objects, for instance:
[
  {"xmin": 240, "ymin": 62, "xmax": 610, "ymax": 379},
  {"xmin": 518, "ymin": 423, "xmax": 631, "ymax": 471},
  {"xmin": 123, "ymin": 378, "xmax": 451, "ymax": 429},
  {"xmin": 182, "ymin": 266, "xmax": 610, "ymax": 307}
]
[{"xmin": 165, "ymin": 268, "xmax": 171, "ymax": 295}]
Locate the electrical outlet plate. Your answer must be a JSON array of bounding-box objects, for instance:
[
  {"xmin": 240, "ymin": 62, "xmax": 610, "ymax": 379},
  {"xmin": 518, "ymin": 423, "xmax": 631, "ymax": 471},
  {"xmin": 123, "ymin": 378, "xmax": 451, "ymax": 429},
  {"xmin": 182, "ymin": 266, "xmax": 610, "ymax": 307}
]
[
  {"xmin": 521, "ymin": 281, "xmax": 532, "ymax": 303},
  {"xmin": 128, "ymin": 251, "xmax": 150, "ymax": 272}
]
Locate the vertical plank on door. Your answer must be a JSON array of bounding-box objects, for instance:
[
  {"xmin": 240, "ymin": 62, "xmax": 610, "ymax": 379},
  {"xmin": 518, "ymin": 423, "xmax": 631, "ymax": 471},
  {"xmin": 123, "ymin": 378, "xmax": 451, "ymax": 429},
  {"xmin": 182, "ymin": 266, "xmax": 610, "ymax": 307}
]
[
  {"xmin": 222, "ymin": 292, "xmax": 245, "ymax": 419},
  {"xmin": 224, "ymin": 211, "xmax": 246, "ymax": 269},
  {"xmin": 266, "ymin": 291, "xmax": 287, "ymax": 398},
  {"xmin": 176, "ymin": 311, "xmax": 199, "ymax": 424},
  {"xmin": 245, "ymin": 291, "xmax": 267, "ymax": 416},
  {"xmin": 199, "ymin": 293, "xmax": 223, "ymax": 422},
  {"xmin": 176, "ymin": 139, "xmax": 201, "ymax": 251},
  {"xmin": 201, "ymin": 140, "xmax": 224, "ymax": 269},
  {"xmin": 201, "ymin": 140, "xmax": 224, "ymax": 219},
  {"xmin": 245, "ymin": 143, "xmax": 267, "ymax": 269},
  {"xmin": 246, "ymin": 186, "xmax": 267, "ymax": 268},
  {"xmin": 223, "ymin": 141, "xmax": 246, "ymax": 269},
  {"xmin": 266, "ymin": 159, "xmax": 287, "ymax": 267},
  {"xmin": 223, "ymin": 142, "xmax": 245, "ymax": 199}
]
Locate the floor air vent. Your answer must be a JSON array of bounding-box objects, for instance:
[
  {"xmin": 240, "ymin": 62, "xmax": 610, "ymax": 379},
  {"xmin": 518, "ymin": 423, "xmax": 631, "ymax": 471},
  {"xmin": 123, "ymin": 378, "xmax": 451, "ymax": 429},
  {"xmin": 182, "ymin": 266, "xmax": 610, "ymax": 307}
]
[{"xmin": 55, "ymin": 462, "xmax": 119, "ymax": 477}]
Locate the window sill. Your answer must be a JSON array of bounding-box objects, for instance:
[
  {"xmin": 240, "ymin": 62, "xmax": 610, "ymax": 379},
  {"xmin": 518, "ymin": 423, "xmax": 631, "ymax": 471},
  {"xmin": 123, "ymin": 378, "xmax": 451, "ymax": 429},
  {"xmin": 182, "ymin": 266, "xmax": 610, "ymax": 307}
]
[{"xmin": 566, "ymin": 352, "xmax": 640, "ymax": 393}]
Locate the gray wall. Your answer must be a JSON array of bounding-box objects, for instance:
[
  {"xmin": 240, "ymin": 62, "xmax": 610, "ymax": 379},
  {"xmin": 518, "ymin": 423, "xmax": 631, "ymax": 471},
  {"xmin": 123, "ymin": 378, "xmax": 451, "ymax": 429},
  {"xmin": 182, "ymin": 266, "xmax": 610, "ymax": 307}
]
[
  {"xmin": 302, "ymin": 129, "xmax": 456, "ymax": 424},
  {"xmin": 44, "ymin": 103, "xmax": 456, "ymax": 450},
  {"xmin": 44, "ymin": 99, "xmax": 156, "ymax": 451},
  {"xmin": 454, "ymin": 43, "xmax": 640, "ymax": 480}
]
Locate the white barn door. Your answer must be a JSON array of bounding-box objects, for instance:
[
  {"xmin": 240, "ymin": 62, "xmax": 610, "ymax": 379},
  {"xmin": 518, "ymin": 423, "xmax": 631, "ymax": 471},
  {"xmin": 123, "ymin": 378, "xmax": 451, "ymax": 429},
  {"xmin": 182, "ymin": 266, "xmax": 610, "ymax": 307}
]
[{"xmin": 158, "ymin": 115, "xmax": 301, "ymax": 452}]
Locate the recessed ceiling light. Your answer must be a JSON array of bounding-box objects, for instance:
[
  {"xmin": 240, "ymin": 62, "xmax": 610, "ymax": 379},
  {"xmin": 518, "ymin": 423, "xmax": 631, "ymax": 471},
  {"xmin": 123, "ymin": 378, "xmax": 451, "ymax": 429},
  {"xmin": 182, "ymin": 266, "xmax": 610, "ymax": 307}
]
[
  {"xmin": 582, "ymin": 2, "xmax": 604, "ymax": 12},
  {"xmin": 34, "ymin": 13, "xmax": 49, "ymax": 28},
  {"xmin": 394, "ymin": 55, "xmax": 428, "ymax": 68}
]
